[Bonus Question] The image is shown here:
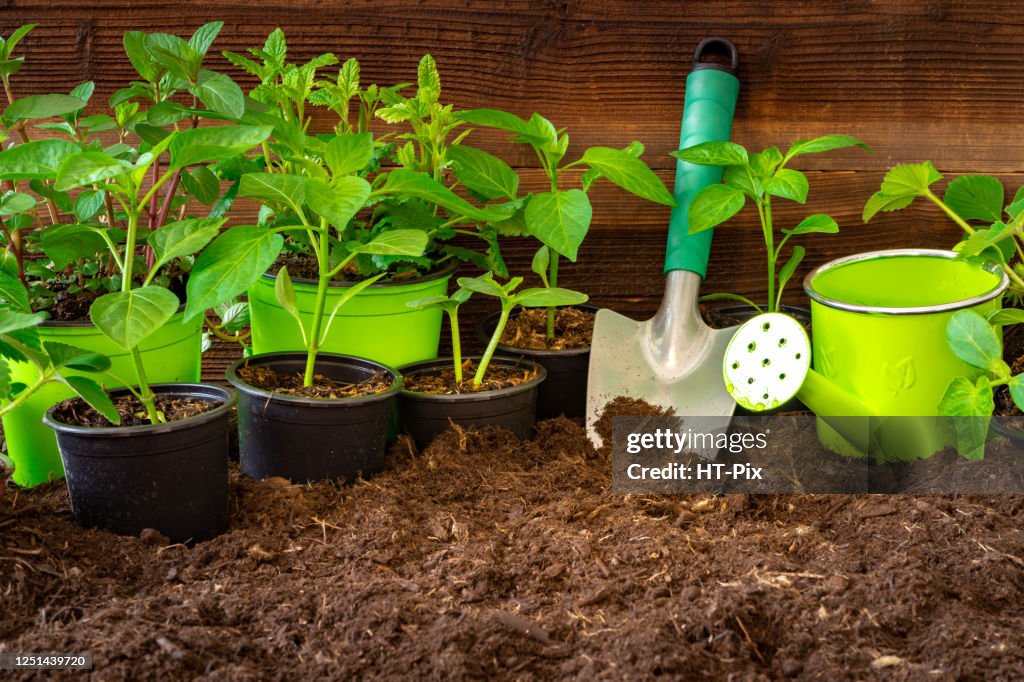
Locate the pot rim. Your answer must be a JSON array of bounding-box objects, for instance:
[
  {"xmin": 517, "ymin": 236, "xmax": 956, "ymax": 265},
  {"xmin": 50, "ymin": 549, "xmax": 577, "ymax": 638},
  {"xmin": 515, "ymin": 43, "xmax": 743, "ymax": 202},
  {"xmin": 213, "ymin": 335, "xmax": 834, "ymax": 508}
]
[
  {"xmin": 226, "ymin": 351, "xmax": 404, "ymax": 406},
  {"xmin": 803, "ymin": 249, "xmax": 1009, "ymax": 316},
  {"xmin": 477, "ymin": 303, "xmax": 599, "ymax": 358},
  {"xmin": 259, "ymin": 260, "xmax": 459, "ymax": 289},
  {"xmin": 42, "ymin": 382, "xmax": 236, "ymax": 437},
  {"xmin": 398, "ymin": 356, "xmax": 548, "ymax": 399}
]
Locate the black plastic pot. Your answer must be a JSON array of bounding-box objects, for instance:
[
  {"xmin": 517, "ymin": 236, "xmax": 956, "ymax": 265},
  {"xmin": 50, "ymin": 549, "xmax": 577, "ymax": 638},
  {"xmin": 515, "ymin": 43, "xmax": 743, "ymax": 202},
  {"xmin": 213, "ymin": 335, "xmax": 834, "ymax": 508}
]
[
  {"xmin": 398, "ymin": 356, "xmax": 547, "ymax": 448},
  {"xmin": 475, "ymin": 304, "xmax": 598, "ymax": 420},
  {"xmin": 43, "ymin": 383, "xmax": 235, "ymax": 544},
  {"xmin": 226, "ymin": 352, "xmax": 402, "ymax": 484}
]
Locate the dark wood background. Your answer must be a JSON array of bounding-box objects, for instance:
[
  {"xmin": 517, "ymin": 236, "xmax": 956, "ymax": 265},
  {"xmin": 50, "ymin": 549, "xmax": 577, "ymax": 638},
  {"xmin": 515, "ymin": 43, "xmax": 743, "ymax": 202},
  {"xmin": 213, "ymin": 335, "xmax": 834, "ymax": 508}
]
[{"xmin": 3, "ymin": 1, "xmax": 1021, "ymax": 369}]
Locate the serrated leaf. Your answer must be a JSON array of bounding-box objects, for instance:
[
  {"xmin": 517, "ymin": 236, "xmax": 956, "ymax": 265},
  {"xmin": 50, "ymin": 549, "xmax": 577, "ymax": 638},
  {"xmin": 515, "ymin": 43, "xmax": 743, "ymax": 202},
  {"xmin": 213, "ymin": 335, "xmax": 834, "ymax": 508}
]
[
  {"xmin": 325, "ymin": 133, "xmax": 373, "ymax": 177},
  {"xmin": 785, "ymin": 134, "xmax": 869, "ymax": 158},
  {"xmin": 305, "ymin": 176, "xmax": 370, "ymax": 229},
  {"xmin": 447, "ymin": 145, "xmax": 519, "ymax": 201},
  {"xmin": 862, "ymin": 190, "xmax": 916, "ymax": 222},
  {"xmin": 946, "ymin": 309, "xmax": 1005, "ymax": 374},
  {"xmin": 149, "ymin": 217, "xmax": 225, "ymax": 270},
  {"xmin": 0, "ymin": 138, "xmax": 79, "ymax": 180},
  {"xmin": 671, "ymin": 141, "xmax": 748, "ymax": 167},
  {"xmin": 184, "ymin": 225, "xmax": 284, "ymax": 320},
  {"xmin": 4, "ymin": 94, "xmax": 85, "ymax": 122},
  {"xmin": 40, "ymin": 224, "xmax": 108, "ymax": 269},
  {"xmin": 513, "ymin": 287, "xmax": 588, "ymax": 308},
  {"xmin": 763, "ymin": 168, "xmax": 809, "ymax": 203},
  {"xmin": 783, "ymin": 214, "xmax": 839, "ymax": 235},
  {"xmin": 943, "ymin": 175, "xmax": 1004, "ymax": 223},
  {"xmin": 580, "ymin": 147, "xmax": 675, "ymax": 207},
  {"xmin": 417, "ymin": 54, "xmax": 441, "ymax": 104},
  {"xmin": 959, "ymin": 224, "xmax": 1014, "ymax": 258},
  {"xmin": 524, "ymin": 190, "xmax": 592, "ymax": 262},
  {"xmin": 64, "ymin": 375, "xmax": 120, "ymax": 425},
  {"xmin": 90, "ymin": 287, "xmax": 180, "ymax": 351},
  {"xmin": 880, "ymin": 161, "xmax": 942, "ymax": 197},
  {"xmin": 688, "ymin": 184, "xmax": 745, "ymax": 234},
  {"xmin": 189, "ymin": 21, "xmax": 223, "ymax": 56}
]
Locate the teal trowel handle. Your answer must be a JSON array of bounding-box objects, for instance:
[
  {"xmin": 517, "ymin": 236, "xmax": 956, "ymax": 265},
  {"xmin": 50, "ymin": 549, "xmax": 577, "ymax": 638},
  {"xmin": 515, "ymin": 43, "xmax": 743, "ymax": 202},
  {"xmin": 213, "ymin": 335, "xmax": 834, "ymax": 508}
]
[{"xmin": 665, "ymin": 39, "xmax": 741, "ymax": 276}]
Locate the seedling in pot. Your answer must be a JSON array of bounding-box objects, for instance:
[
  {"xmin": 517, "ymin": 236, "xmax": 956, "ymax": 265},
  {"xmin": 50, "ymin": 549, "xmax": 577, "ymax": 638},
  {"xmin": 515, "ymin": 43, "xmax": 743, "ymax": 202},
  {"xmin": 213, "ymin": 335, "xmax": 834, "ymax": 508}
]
[
  {"xmin": 456, "ymin": 108, "xmax": 675, "ymax": 338},
  {"xmin": 202, "ymin": 298, "xmax": 252, "ymax": 356},
  {"xmin": 406, "ymin": 287, "xmax": 473, "ymax": 383},
  {"xmin": 864, "ymin": 162, "xmax": 1024, "ymax": 302},
  {"xmin": 674, "ymin": 135, "xmax": 869, "ymax": 312}
]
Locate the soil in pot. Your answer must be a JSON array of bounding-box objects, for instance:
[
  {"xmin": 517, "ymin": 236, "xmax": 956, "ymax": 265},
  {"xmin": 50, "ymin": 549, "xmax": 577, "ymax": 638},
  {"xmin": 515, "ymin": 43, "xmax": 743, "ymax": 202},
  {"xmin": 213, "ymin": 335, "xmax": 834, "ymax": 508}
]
[
  {"xmin": 51, "ymin": 394, "xmax": 221, "ymax": 428},
  {"xmin": 500, "ymin": 307, "xmax": 594, "ymax": 350},
  {"xmin": 403, "ymin": 359, "xmax": 537, "ymax": 394},
  {"xmin": 235, "ymin": 364, "xmax": 394, "ymax": 399}
]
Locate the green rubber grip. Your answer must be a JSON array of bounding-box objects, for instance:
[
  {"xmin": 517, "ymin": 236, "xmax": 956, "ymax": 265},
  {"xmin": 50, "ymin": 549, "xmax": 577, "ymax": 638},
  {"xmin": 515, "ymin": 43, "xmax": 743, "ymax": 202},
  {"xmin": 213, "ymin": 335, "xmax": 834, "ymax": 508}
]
[{"xmin": 664, "ymin": 68, "xmax": 740, "ymax": 276}]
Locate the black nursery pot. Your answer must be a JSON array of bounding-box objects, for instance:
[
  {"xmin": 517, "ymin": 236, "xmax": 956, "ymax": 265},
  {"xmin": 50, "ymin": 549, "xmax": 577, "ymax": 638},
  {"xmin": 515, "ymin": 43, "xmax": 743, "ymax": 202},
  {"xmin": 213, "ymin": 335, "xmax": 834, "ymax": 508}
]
[
  {"xmin": 226, "ymin": 352, "xmax": 402, "ymax": 484},
  {"xmin": 43, "ymin": 383, "xmax": 235, "ymax": 544},
  {"xmin": 398, "ymin": 357, "xmax": 547, "ymax": 449},
  {"xmin": 475, "ymin": 304, "xmax": 599, "ymax": 420}
]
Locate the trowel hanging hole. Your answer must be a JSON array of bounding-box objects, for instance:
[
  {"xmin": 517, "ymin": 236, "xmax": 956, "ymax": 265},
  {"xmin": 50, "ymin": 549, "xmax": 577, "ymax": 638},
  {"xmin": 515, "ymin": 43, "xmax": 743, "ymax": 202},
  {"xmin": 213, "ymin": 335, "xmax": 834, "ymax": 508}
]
[{"xmin": 747, "ymin": 342, "xmax": 756, "ymax": 352}]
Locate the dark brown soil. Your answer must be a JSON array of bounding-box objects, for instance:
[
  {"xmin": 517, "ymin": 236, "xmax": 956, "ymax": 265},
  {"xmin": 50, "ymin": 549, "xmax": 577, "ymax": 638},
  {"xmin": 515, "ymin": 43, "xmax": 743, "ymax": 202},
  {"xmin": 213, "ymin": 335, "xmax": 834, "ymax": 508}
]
[
  {"xmin": 270, "ymin": 253, "xmax": 429, "ymax": 284},
  {"xmin": 236, "ymin": 364, "xmax": 394, "ymax": 399},
  {"xmin": 2, "ymin": 409, "xmax": 1024, "ymax": 679},
  {"xmin": 701, "ymin": 302, "xmax": 812, "ymax": 333},
  {"xmin": 500, "ymin": 307, "xmax": 594, "ymax": 350},
  {"xmin": 46, "ymin": 284, "xmax": 103, "ymax": 322},
  {"xmin": 404, "ymin": 359, "xmax": 537, "ymax": 394},
  {"xmin": 50, "ymin": 394, "xmax": 221, "ymax": 428},
  {"xmin": 994, "ymin": 316, "xmax": 1024, "ymax": 430}
]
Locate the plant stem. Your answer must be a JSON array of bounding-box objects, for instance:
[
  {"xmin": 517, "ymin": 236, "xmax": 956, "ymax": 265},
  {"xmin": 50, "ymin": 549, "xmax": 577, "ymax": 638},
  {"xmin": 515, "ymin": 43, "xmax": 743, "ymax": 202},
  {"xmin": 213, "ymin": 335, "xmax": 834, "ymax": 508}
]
[
  {"xmin": 547, "ymin": 252, "xmax": 559, "ymax": 338},
  {"xmin": 763, "ymin": 199, "xmax": 776, "ymax": 312},
  {"xmin": 303, "ymin": 221, "xmax": 331, "ymax": 387},
  {"xmin": 475, "ymin": 304, "xmax": 511, "ymax": 387},
  {"xmin": 924, "ymin": 190, "xmax": 976, "ymax": 235},
  {"xmin": 449, "ymin": 309, "xmax": 462, "ymax": 383},
  {"xmin": 130, "ymin": 346, "xmax": 161, "ymax": 423},
  {"xmin": 0, "ymin": 370, "xmax": 55, "ymax": 419},
  {"xmin": 121, "ymin": 211, "xmax": 138, "ymax": 290}
]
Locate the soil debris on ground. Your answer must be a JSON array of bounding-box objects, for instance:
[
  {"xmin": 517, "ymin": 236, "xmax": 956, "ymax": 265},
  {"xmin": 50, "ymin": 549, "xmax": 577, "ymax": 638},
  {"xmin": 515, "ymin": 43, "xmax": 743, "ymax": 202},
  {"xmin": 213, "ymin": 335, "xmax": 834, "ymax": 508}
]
[
  {"xmin": 236, "ymin": 364, "xmax": 394, "ymax": 399},
  {"xmin": 403, "ymin": 359, "xmax": 537, "ymax": 394},
  {"xmin": 500, "ymin": 307, "xmax": 594, "ymax": 350},
  {"xmin": 50, "ymin": 394, "xmax": 221, "ymax": 428}
]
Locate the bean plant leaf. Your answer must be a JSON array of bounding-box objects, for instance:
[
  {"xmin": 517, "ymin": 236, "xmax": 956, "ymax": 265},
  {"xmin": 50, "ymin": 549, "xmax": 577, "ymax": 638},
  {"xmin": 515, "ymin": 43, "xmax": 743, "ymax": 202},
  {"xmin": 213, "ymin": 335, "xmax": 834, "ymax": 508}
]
[
  {"xmin": 239, "ymin": 172, "xmax": 307, "ymax": 214},
  {"xmin": 783, "ymin": 214, "xmax": 839, "ymax": 235},
  {"xmin": 938, "ymin": 376, "xmax": 993, "ymax": 460},
  {"xmin": 945, "ymin": 310, "xmax": 1007, "ymax": 375},
  {"xmin": 90, "ymin": 286, "xmax": 180, "ymax": 351},
  {"xmin": 531, "ymin": 245, "xmax": 550, "ymax": 281},
  {"xmin": 4, "ymin": 94, "xmax": 85, "ymax": 122},
  {"xmin": 305, "ymin": 176, "xmax": 370, "ymax": 229},
  {"xmin": 0, "ymin": 139, "xmax": 79, "ymax": 180},
  {"xmin": 40, "ymin": 224, "xmax": 108, "ymax": 269},
  {"xmin": 149, "ymin": 217, "xmax": 226, "ymax": 271},
  {"xmin": 763, "ymin": 168, "xmax": 809, "ymax": 204},
  {"xmin": 671, "ymin": 141, "xmax": 748, "ymax": 167},
  {"xmin": 63, "ymin": 375, "xmax": 120, "ymax": 425},
  {"xmin": 184, "ymin": 225, "xmax": 284, "ymax": 321},
  {"xmin": 349, "ymin": 229, "xmax": 428, "ymax": 257},
  {"xmin": 688, "ymin": 184, "xmax": 745, "ymax": 234},
  {"xmin": 987, "ymin": 308, "xmax": 1024, "ymax": 327},
  {"xmin": 447, "ymin": 145, "xmax": 519, "ymax": 201},
  {"xmin": 785, "ymin": 135, "xmax": 868, "ymax": 159},
  {"xmin": 457, "ymin": 274, "xmax": 506, "ymax": 298},
  {"xmin": 524, "ymin": 190, "xmax": 592, "ymax": 262},
  {"xmin": 513, "ymin": 287, "xmax": 588, "ymax": 308},
  {"xmin": 55, "ymin": 152, "xmax": 133, "ymax": 191},
  {"xmin": 273, "ymin": 266, "xmax": 306, "ymax": 344},
  {"xmin": 943, "ymin": 175, "xmax": 1004, "ymax": 223},
  {"xmin": 580, "ymin": 146, "xmax": 675, "ymax": 206}
]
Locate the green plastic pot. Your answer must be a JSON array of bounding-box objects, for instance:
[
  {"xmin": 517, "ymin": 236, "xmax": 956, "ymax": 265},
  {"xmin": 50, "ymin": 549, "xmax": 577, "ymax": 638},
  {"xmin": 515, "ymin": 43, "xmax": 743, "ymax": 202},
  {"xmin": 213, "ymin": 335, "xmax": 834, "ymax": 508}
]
[
  {"xmin": 248, "ymin": 265, "xmax": 456, "ymax": 368},
  {"xmin": 725, "ymin": 250, "xmax": 1008, "ymax": 460},
  {"xmin": 3, "ymin": 310, "xmax": 202, "ymax": 487}
]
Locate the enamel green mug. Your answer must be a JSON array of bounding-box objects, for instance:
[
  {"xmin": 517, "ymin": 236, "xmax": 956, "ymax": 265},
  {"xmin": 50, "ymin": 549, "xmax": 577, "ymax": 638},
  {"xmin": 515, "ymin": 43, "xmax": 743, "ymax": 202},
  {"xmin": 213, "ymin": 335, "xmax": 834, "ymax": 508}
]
[{"xmin": 725, "ymin": 249, "xmax": 1008, "ymax": 460}]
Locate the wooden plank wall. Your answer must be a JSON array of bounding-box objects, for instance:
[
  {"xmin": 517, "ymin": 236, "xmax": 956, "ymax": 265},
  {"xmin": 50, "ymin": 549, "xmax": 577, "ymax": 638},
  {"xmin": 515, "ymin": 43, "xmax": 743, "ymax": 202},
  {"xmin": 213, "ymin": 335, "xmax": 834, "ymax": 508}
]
[{"xmin": 3, "ymin": 1, "xmax": 1022, "ymax": 366}]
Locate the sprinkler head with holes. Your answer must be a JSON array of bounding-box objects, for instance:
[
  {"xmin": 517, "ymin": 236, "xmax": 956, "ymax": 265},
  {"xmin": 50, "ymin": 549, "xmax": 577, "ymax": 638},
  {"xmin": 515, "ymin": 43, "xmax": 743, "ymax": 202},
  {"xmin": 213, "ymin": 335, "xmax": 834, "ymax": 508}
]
[{"xmin": 723, "ymin": 313, "xmax": 811, "ymax": 412}]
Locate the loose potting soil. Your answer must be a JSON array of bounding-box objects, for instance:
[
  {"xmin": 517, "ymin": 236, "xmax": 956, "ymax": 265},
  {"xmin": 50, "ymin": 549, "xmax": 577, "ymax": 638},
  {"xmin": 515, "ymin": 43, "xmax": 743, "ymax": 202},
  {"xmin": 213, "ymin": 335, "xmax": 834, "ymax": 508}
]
[
  {"xmin": 49, "ymin": 394, "xmax": 222, "ymax": 428},
  {"xmin": 403, "ymin": 359, "xmax": 537, "ymax": 394},
  {"xmin": 500, "ymin": 308, "xmax": 594, "ymax": 350},
  {"xmin": 235, "ymin": 365, "xmax": 394, "ymax": 399},
  {"xmin": 269, "ymin": 253, "xmax": 428, "ymax": 284},
  {"xmin": 3, "ymin": 402, "xmax": 1024, "ymax": 679}
]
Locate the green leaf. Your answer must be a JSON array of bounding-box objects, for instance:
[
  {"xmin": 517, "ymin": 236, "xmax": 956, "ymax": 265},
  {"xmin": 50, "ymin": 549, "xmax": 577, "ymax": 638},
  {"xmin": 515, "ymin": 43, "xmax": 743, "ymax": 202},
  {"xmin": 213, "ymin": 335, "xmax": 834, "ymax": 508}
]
[
  {"xmin": 723, "ymin": 164, "xmax": 761, "ymax": 198},
  {"xmin": 0, "ymin": 191, "xmax": 35, "ymax": 216},
  {"xmin": 43, "ymin": 341, "xmax": 110, "ymax": 372},
  {"xmin": 862, "ymin": 190, "xmax": 916, "ymax": 222},
  {"xmin": 777, "ymin": 245, "xmax": 805, "ymax": 294},
  {"xmin": 447, "ymin": 145, "xmax": 519, "ymax": 201},
  {"xmin": 180, "ymin": 166, "xmax": 220, "ymax": 205},
  {"xmin": 0, "ymin": 308, "xmax": 43, "ymax": 336},
  {"xmin": 959, "ymin": 224, "xmax": 1014, "ymax": 259},
  {"xmin": 146, "ymin": 100, "xmax": 189, "ymax": 127},
  {"xmin": 2, "ymin": 24, "xmax": 37, "ymax": 60},
  {"xmin": 63, "ymin": 375, "xmax": 120, "ymax": 425},
  {"xmin": 783, "ymin": 214, "xmax": 839, "ymax": 235},
  {"xmin": 763, "ymin": 168, "xmax": 809, "ymax": 203},
  {"xmin": 350, "ymin": 229, "xmax": 428, "ymax": 257},
  {"xmin": 688, "ymin": 184, "xmax": 745, "ymax": 234},
  {"xmin": 580, "ymin": 147, "xmax": 675, "ymax": 207},
  {"xmin": 670, "ymin": 141, "xmax": 748, "ymax": 167},
  {"xmin": 785, "ymin": 135, "xmax": 869, "ymax": 159},
  {"xmin": 184, "ymin": 225, "xmax": 284, "ymax": 321},
  {"xmin": 273, "ymin": 266, "xmax": 305, "ymax": 342},
  {"xmin": 943, "ymin": 175, "xmax": 1004, "ymax": 223},
  {"xmin": 55, "ymin": 152, "xmax": 134, "ymax": 191},
  {"xmin": 189, "ymin": 21, "xmax": 223, "ymax": 56},
  {"xmin": 946, "ymin": 310, "xmax": 1005, "ymax": 374},
  {"xmin": 238, "ymin": 172, "xmax": 306, "ymax": 214},
  {"xmin": 880, "ymin": 161, "xmax": 942, "ymax": 197},
  {"xmin": 149, "ymin": 217, "xmax": 225, "ymax": 271},
  {"xmin": 73, "ymin": 189, "xmax": 106, "ymax": 221},
  {"xmin": 513, "ymin": 287, "xmax": 588, "ymax": 308},
  {"xmin": 457, "ymin": 273, "xmax": 506, "ymax": 299},
  {"xmin": 938, "ymin": 376, "xmax": 993, "ymax": 459},
  {"xmin": 416, "ymin": 54, "xmax": 441, "ymax": 104},
  {"xmin": 1009, "ymin": 374, "xmax": 1024, "ymax": 414},
  {"xmin": 40, "ymin": 224, "xmax": 108, "ymax": 269},
  {"xmin": 457, "ymin": 109, "xmax": 549, "ymax": 145},
  {"xmin": 378, "ymin": 169, "xmax": 511, "ymax": 223},
  {"xmin": 319, "ymin": 273, "xmax": 386, "ymax": 344},
  {"xmin": 750, "ymin": 147, "xmax": 783, "ymax": 177},
  {"xmin": 4, "ymin": 94, "xmax": 85, "ymax": 122},
  {"xmin": 531, "ymin": 245, "xmax": 550, "ymax": 281},
  {"xmin": 90, "ymin": 287, "xmax": 180, "ymax": 351},
  {"xmin": 169, "ymin": 124, "xmax": 272, "ymax": 170},
  {"xmin": 123, "ymin": 31, "xmax": 164, "ymax": 82},
  {"xmin": 524, "ymin": 190, "xmax": 592, "ymax": 262},
  {"xmin": 191, "ymin": 69, "xmax": 245, "ymax": 119},
  {"xmin": 325, "ymin": 133, "xmax": 373, "ymax": 177},
  {"xmin": 305, "ymin": 176, "xmax": 370, "ymax": 229},
  {"xmin": 0, "ymin": 138, "xmax": 79, "ymax": 180},
  {"xmin": 987, "ymin": 308, "xmax": 1024, "ymax": 327},
  {"xmin": 0, "ymin": 270, "xmax": 31, "ymax": 312}
]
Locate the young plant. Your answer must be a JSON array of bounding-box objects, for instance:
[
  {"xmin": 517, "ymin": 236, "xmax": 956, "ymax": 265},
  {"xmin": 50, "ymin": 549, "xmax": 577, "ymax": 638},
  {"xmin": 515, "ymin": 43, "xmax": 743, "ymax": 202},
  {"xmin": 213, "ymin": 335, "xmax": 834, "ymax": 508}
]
[
  {"xmin": 202, "ymin": 298, "xmax": 252, "ymax": 355},
  {"xmin": 674, "ymin": 135, "xmax": 869, "ymax": 312},
  {"xmin": 406, "ymin": 287, "xmax": 473, "ymax": 383},
  {"xmin": 456, "ymin": 108, "xmax": 676, "ymax": 337},
  {"xmin": 863, "ymin": 162, "xmax": 1024, "ymax": 302},
  {"xmin": 938, "ymin": 309, "xmax": 1024, "ymax": 458}
]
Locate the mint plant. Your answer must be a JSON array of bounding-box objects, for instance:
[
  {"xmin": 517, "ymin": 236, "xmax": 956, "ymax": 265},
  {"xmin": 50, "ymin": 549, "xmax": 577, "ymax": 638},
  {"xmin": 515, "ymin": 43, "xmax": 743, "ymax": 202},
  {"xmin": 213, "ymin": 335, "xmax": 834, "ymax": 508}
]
[
  {"xmin": 457, "ymin": 108, "xmax": 675, "ymax": 337},
  {"xmin": 863, "ymin": 162, "xmax": 1024, "ymax": 301},
  {"xmin": 674, "ymin": 135, "xmax": 869, "ymax": 312}
]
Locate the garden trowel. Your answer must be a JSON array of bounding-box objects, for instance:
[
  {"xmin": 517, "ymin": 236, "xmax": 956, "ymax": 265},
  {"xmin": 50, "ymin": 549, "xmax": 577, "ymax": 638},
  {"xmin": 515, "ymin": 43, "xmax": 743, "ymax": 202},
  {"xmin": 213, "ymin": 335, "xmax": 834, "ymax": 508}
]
[{"xmin": 586, "ymin": 38, "xmax": 741, "ymax": 446}]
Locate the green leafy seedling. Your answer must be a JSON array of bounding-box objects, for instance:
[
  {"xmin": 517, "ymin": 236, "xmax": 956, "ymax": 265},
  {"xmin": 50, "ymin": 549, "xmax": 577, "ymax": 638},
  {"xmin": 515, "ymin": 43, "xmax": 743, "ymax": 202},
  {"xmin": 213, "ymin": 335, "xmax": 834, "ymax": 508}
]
[
  {"xmin": 674, "ymin": 135, "xmax": 869, "ymax": 312},
  {"xmin": 406, "ymin": 287, "xmax": 473, "ymax": 383}
]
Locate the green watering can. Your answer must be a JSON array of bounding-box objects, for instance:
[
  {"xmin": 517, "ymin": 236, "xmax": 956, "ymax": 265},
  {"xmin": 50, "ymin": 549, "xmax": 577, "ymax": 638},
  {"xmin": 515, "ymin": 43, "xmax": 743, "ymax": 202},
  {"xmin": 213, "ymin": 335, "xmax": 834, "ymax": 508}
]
[{"xmin": 724, "ymin": 249, "xmax": 1008, "ymax": 460}]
